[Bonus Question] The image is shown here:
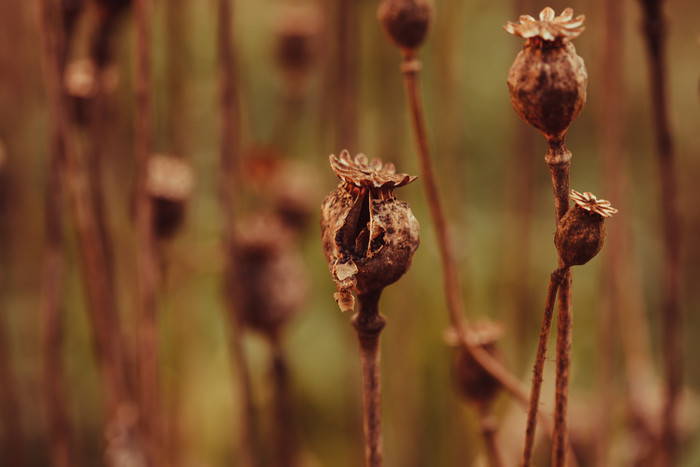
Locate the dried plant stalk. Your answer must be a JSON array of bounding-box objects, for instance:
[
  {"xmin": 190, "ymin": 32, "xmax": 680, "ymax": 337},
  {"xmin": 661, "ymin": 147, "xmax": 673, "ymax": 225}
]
[
  {"xmin": 0, "ymin": 309, "xmax": 25, "ymax": 466},
  {"xmin": 217, "ymin": 1, "xmax": 259, "ymax": 465},
  {"xmin": 134, "ymin": 0, "xmax": 162, "ymax": 463},
  {"xmin": 270, "ymin": 335, "xmax": 296, "ymax": 467},
  {"xmin": 478, "ymin": 406, "xmax": 504, "ymax": 467},
  {"xmin": 352, "ymin": 290, "xmax": 387, "ymax": 467},
  {"xmin": 637, "ymin": 1, "xmax": 682, "ymax": 464}
]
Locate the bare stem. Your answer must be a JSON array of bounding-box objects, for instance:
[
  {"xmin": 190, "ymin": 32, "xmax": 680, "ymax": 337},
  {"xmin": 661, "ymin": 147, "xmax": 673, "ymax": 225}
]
[
  {"xmin": 638, "ymin": 2, "xmax": 682, "ymax": 464},
  {"xmin": 352, "ymin": 290, "xmax": 387, "ymax": 467},
  {"xmin": 134, "ymin": 0, "xmax": 161, "ymax": 462},
  {"xmin": 545, "ymin": 137, "xmax": 573, "ymax": 467},
  {"xmin": 270, "ymin": 334, "xmax": 296, "ymax": 467},
  {"xmin": 217, "ymin": 1, "xmax": 259, "ymax": 466},
  {"xmin": 522, "ymin": 268, "xmax": 566, "ymax": 467},
  {"xmin": 479, "ymin": 405, "xmax": 504, "ymax": 467}
]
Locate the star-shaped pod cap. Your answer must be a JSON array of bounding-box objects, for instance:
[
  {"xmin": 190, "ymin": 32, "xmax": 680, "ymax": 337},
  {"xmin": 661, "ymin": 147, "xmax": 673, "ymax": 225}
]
[
  {"xmin": 330, "ymin": 150, "xmax": 416, "ymax": 189},
  {"xmin": 504, "ymin": 7, "xmax": 585, "ymax": 42},
  {"xmin": 570, "ymin": 189, "xmax": 618, "ymax": 218}
]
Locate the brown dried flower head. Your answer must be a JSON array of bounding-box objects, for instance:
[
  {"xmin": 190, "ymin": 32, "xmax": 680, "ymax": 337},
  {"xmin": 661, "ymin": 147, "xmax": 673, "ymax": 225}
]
[
  {"xmin": 146, "ymin": 155, "xmax": 194, "ymax": 239},
  {"xmin": 321, "ymin": 150, "xmax": 419, "ymax": 312},
  {"xmin": 229, "ymin": 215, "xmax": 308, "ymax": 336},
  {"xmin": 505, "ymin": 7, "xmax": 588, "ymax": 139},
  {"xmin": 449, "ymin": 320, "xmax": 506, "ymax": 407},
  {"xmin": 504, "ymin": 7, "xmax": 585, "ymax": 43},
  {"xmin": 555, "ymin": 190, "xmax": 617, "ymax": 268},
  {"xmin": 378, "ymin": 0, "xmax": 433, "ymax": 54}
]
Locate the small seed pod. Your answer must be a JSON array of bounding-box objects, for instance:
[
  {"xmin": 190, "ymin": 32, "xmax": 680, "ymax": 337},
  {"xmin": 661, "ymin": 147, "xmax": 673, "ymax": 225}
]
[
  {"xmin": 146, "ymin": 155, "xmax": 194, "ymax": 240},
  {"xmin": 447, "ymin": 321, "xmax": 506, "ymax": 408},
  {"xmin": 229, "ymin": 216, "xmax": 308, "ymax": 335},
  {"xmin": 555, "ymin": 190, "xmax": 618, "ymax": 268},
  {"xmin": 505, "ymin": 7, "xmax": 587, "ymax": 139},
  {"xmin": 377, "ymin": 0, "xmax": 433, "ymax": 55},
  {"xmin": 321, "ymin": 150, "xmax": 420, "ymax": 312}
]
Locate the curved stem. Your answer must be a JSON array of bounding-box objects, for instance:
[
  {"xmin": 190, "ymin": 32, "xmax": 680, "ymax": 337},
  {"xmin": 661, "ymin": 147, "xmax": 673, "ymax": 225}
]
[
  {"xmin": 352, "ymin": 290, "xmax": 387, "ymax": 467},
  {"xmin": 522, "ymin": 268, "xmax": 566, "ymax": 467}
]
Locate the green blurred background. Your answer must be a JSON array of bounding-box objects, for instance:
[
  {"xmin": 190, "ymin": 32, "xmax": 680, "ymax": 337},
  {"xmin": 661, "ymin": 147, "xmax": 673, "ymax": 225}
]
[{"xmin": 0, "ymin": 0, "xmax": 699, "ymax": 465}]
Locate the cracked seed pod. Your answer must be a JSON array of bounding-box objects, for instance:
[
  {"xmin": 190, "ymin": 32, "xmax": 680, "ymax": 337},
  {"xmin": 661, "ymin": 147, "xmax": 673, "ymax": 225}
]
[
  {"xmin": 505, "ymin": 7, "xmax": 587, "ymax": 139},
  {"xmin": 555, "ymin": 190, "xmax": 617, "ymax": 268},
  {"xmin": 447, "ymin": 320, "xmax": 506, "ymax": 407},
  {"xmin": 229, "ymin": 216, "xmax": 309, "ymax": 335},
  {"xmin": 321, "ymin": 150, "xmax": 420, "ymax": 312},
  {"xmin": 146, "ymin": 155, "xmax": 194, "ymax": 240},
  {"xmin": 378, "ymin": 0, "xmax": 433, "ymax": 54}
]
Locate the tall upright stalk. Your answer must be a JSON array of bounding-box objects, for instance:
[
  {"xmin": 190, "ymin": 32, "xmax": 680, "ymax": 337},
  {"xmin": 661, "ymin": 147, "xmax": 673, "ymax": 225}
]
[
  {"xmin": 637, "ymin": 1, "xmax": 682, "ymax": 464},
  {"xmin": 352, "ymin": 290, "xmax": 387, "ymax": 467},
  {"xmin": 217, "ymin": 1, "xmax": 258, "ymax": 465},
  {"xmin": 270, "ymin": 335, "xmax": 295, "ymax": 467},
  {"xmin": 133, "ymin": 0, "xmax": 161, "ymax": 463},
  {"xmin": 0, "ymin": 307, "xmax": 25, "ymax": 466}
]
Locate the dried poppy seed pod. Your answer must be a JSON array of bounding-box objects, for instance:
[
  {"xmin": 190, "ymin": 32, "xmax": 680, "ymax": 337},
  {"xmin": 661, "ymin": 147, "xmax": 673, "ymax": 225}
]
[
  {"xmin": 146, "ymin": 155, "xmax": 194, "ymax": 240},
  {"xmin": 555, "ymin": 190, "xmax": 618, "ymax": 268},
  {"xmin": 378, "ymin": 0, "xmax": 433, "ymax": 55},
  {"xmin": 229, "ymin": 216, "xmax": 308, "ymax": 335},
  {"xmin": 505, "ymin": 7, "xmax": 587, "ymax": 140},
  {"xmin": 321, "ymin": 150, "xmax": 420, "ymax": 312},
  {"xmin": 447, "ymin": 321, "xmax": 506, "ymax": 408}
]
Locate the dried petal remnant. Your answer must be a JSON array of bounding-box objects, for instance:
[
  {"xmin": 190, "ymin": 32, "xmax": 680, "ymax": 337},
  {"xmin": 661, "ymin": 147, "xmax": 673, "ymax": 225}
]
[
  {"xmin": 555, "ymin": 190, "xmax": 617, "ymax": 268},
  {"xmin": 321, "ymin": 151, "xmax": 420, "ymax": 311},
  {"xmin": 504, "ymin": 7, "xmax": 585, "ymax": 42}
]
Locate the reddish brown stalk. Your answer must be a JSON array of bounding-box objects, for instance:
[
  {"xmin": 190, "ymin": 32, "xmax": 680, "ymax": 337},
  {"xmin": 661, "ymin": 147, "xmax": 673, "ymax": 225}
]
[
  {"xmin": 0, "ymin": 309, "xmax": 25, "ymax": 466},
  {"xmin": 352, "ymin": 290, "xmax": 387, "ymax": 467},
  {"xmin": 522, "ymin": 268, "xmax": 566, "ymax": 467},
  {"xmin": 637, "ymin": 2, "xmax": 682, "ymax": 464},
  {"xmin": 270, "ymin": 334, "xmax": 296, "ymax": 467},
  {"xmin": 37, "ymin": 0, "xmax": 138, "ymax": 464},
  {"xmin": 133, "ymin": 0, "xmax": 161, "ymax": 463},
  {"xmin": 217, "ymin": 1, "xmax": 258, "ymax": 465},
  {"xmin": 545, "ymin": 136, "xmax": 573, "ymax": 467},
  {"xmin": 337, "ymin": 0, "xmax": 358, "ymax": 151},
  {"xmin": 479, "ymin": 405, "xmax": 504, "ymax": 467}
]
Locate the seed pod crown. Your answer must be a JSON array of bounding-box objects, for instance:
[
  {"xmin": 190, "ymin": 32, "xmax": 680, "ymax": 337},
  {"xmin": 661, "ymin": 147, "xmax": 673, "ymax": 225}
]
[{"xmin": 321, "ymin": 150, "xmax": 420, "ymax": 312}]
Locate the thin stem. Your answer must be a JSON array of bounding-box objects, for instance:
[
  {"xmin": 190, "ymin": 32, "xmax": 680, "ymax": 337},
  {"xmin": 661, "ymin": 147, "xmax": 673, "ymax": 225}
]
[
  {"xmin": 638, "ymin": 2, "xmax": 682, "ymax": 464},
  {"xmin": 134, "ymin": 0, "xmax": 161, "ymax": 462},
  {"xmin": 337, "ymin": 0, "xmax": 358, "ymax": 151},
  {"xmin": 217, "ymin": 1, "xmax": 259, "ymax": 465},
  {"xmin": 0, "ymin": 308, "xmax": 24, "ymax": 466},
  {"xmin": 352, "ymin": 290, "xmax": 387, "ymax": 467},
  {"xmin": 479, "ymin": 405, "xmax": 504, "ymax": 467},
  {"xmin": 522, "ymin": 268, "xmax": 566, "ymax": 467},
  {"xmin": 270, "ymin": 334, "xmax": 296, "ymax": 467},
  {"xmin": 544, "ymin": 137, "xmax": 573, "ymax": 467}
]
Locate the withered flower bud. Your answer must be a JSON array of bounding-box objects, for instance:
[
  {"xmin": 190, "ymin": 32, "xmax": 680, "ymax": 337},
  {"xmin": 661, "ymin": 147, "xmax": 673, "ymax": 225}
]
[
  {"xmin": 229, "ymin": 216, "xmax": 308, "ymax": 335},
  {"xmin": 378, "ymin": 0, "xmax": 433, "ymax": 55},
  {"xmin": 146, "ymin": 155, "xmax": 194, "ymax": 240},
  {"xmin": 555, "ymin": 190, "xmax": 617, "ymax": 268},
  {"xmin": 321, "ymin": 150, "xmax": 420, "ymax": 312},
  {"xmin": 447, "ymin": 321, "xmax": 506, "ymax": 407},
  {"xmin": 505, "ymin": 7, "xmax": 587, "ymax": 139}
]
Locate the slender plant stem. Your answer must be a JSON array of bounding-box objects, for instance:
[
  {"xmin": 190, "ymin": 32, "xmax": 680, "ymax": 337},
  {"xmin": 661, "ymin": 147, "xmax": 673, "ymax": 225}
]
[
  {"xmin": 522, "ymin": 268, "xmax": 566, "ymax": 467},
  {"xmin": 479, "ymin": 405, "xmax": 504, "ymax": 467},
  {"xmin": 271, "ymin": 334, "xmax": 296, "ymax": 467},
  {"xmin": 638, "ymin": 2, "xmax": 682, "ymax": 464},
  {"xmin": 217, "ymin": 1, "xmax": 259, "ymax": 466},
  {"xmin": 134, "ymin": 0, "xmax": 161, "ymax": 463},
  {"xmin": 352, "ymin": 290, "xmax": 387, "ymax": 467},
  {"xmin": 0, "ymin": 307, "xmax": 24, "ymax": 466},
  {"xmin": 37, "ymin": 1, "xmax": 139, "ymax": 464},
  {"xmin": 337, "ymin": 0, "xmax": 358, "ymax": 151}
]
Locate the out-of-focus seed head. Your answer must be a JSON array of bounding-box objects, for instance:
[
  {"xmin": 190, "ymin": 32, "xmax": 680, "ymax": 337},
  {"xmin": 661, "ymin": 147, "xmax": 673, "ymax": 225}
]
[
  {"xmin": 505, "ymin": 7, "xmax": 587, "ymax": 139},
  {"xmin": 272, "ymin": 4, "xmax": 323, "ymax": 99},
  {"xmin": 146, "ymin": 155, "xmax": 195, "ymax": 240},
  {"xmin": 447, "ymin": 320, "xmax": 506, "ymax": 408},
  {"xmin": 321, "ymin": 150, "xmax": 419, "ymax": 312},
  {"xmin": 555, "ymin": 190, "xmax": 617, "ymax": 268},
  {"xmin": 228, "ymin": 216, "xmax": 308, "ymax": 335},
  {"xmin": 378, "ymin": 0, "xmax": 433, "ymax": 55}
]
